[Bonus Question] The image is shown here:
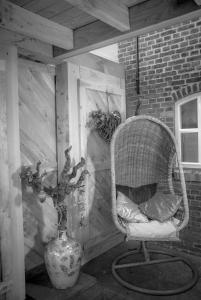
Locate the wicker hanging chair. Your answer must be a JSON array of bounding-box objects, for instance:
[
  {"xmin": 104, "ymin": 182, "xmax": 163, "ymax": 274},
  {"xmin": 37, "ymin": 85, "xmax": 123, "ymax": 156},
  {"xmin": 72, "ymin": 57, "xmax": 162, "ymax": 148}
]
[{"xmin": 110, "ymin": 115, "xmax": 198, "ymax": 295}]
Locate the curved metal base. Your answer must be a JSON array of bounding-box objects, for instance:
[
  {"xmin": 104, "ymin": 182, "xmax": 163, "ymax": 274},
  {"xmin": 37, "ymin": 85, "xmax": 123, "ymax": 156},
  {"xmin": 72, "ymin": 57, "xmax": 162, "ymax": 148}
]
[{"xmin": 112, "ymin": 249, "xmax": 199, "ymax": 295}]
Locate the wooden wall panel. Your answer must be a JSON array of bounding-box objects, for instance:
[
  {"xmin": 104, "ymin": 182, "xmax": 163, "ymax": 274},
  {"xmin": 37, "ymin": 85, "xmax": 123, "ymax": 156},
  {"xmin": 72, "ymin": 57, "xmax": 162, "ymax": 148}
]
[
  {"xmin": 55, "ymin": 54, "xmax": 126, "ymax": 265},
  {"xmin": 18, "ymin": 59, "xmax": 57, "ymax": 271},
  {"xmin": 69, "ymin": 63, "xmax": 126, "ymax": 263},
  {"xmin": 79, "ymin": 79, "xmax": 126, "ymax": 262}
]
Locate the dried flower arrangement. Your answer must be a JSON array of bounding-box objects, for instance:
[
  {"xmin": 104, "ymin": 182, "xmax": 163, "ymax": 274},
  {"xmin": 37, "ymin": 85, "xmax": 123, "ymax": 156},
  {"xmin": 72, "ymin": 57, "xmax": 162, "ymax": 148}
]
[
  {"xmin": 87, "ymin": 110, "xmax": 121, "ymax": 143},
  {"xmin": 20, "ymin": 146, "xmax": 89, "ymax": 231}
]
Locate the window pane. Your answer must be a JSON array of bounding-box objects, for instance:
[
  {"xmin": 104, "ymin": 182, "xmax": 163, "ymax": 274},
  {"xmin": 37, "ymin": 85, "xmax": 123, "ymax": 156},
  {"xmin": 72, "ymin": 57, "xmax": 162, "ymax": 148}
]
[
  {"xmin": 181, "ymin": 99, "xmax": 197, "ymax": 128},
  {"xmin": 181, "ymin": 132, "xmax": 198, "ymax": 162}
]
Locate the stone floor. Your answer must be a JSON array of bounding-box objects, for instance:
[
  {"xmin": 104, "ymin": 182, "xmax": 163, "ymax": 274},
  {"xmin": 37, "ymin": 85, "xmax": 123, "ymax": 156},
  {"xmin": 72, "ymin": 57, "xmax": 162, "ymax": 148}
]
[{"xmin": 26, "ymin": 241, "xmax": 201, "ymax": 300}]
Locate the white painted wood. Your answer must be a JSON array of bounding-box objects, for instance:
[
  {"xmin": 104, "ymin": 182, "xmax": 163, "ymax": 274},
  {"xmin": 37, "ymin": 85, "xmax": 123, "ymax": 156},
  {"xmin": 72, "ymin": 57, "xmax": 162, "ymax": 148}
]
[
  {"xmin": 68, "ymin": 63, "xmax": 81, "ymax": 163},
  {"xmin": 0, "ymin": 28, "xmax": 53, "ymax": 63},
  {"xmin": 0, "ymin": 50, "xmax": 13, "ymax": 300},
  {"xmin": 64, "ymin": 0, "xmax": 130, "ymax": 31},
  {"xmin": 55, "ymin": 62, "xmax": 69, "ymax": 175},
  {"xmin": 79, "ymin": 79, "xmax": 90, "ymax": 246},
  {"xmin": 66, "ymin": 52, "xmax": 124, "ymax": 79},
  {"xmin": 175, "ymin": 93, "xmax": 201, "ymax": 169},
  {"xmin": 19, "ymin": 58, "xmax": 55, "ymax": 75},
  {"xmin": 5, "ymin": 46, "xmax": 25, "ymax": 300},
  {"xmin": 56, "ymin": 59, "xmax": 125, "ymax": 263},
  {"xmin": 79, "ymin": 66, "xmax": 122, "ymax": 89},
  {"xmin": 0, "ymin": 59, "xmax": 5, "ymax": 71},
  {"xmin": 67, "ymin": 63, "xmax": 82, "ymax": 240},
  {"xmin": 78, "ymin": 66, "xmax": 126, "ymax": 261},
  {"xmin": 0, "ymin": 0, "xmax": 73, "ymax": 50}
]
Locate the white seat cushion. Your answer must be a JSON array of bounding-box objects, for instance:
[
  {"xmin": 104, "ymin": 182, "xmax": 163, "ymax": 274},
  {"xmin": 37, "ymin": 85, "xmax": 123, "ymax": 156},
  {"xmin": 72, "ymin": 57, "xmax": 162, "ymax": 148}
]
[{"xmin": 126, "ymin": 218, "xmax": 180, "ymax": 240}]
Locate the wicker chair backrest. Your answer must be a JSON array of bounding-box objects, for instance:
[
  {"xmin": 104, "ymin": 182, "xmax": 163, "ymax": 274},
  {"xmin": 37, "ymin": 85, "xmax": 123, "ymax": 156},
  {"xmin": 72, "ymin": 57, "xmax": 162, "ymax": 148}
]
[
  {"xmin": 114, "ymin": 118, "xmax": 175, "ymax": 189},
  {"xmin": 111, "ymin": 115, "xmax": 189, "ymax": 234}
]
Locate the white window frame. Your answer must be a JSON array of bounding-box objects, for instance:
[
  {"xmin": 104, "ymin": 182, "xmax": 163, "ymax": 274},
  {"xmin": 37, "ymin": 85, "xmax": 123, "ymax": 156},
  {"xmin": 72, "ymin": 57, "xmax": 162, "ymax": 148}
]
[{"xmin": 175, "ymin": 92, "xmax": 201, "ymax": 169}]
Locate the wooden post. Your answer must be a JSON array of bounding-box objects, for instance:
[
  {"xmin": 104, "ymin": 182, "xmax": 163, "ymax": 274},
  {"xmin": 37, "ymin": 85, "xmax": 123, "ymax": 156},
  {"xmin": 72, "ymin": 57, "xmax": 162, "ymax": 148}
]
[
  {"xmin": 55, "ymin": 62, "xmax": 69, "ymax": 176},
  {"xmin": 5, "ymin": 46, "xmax": 25, "ymax": 300},
  {"xmin": 55, "ymin": 62, "xmax": 87, "ymax": 244},
  {"xmin": 0, "ymin": 46, "xmax": 11, "ymax": 300}
]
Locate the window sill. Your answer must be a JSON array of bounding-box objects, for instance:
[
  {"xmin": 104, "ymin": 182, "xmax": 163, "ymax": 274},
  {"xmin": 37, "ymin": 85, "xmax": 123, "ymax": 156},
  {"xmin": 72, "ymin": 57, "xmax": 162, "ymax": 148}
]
[{"xmin": 173, "ymin": 168, "xmax": 201, "ymax": 182}]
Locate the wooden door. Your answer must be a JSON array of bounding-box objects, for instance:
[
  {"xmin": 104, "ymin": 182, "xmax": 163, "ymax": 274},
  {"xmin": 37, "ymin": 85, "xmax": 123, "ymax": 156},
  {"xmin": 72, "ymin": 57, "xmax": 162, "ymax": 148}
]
[
  {"xmin": 66, "ymin": 60, "xmax": 126, "ymax": 263},
  {"xmin": 80, "ymin": 77, "xmax": 126, "ymax": 261}
]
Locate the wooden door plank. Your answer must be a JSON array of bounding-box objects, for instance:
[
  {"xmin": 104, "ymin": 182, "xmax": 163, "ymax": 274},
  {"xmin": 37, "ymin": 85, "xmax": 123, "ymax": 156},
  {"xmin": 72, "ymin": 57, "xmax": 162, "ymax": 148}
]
[
  {"xmin": 64, "ymin": 0, "xmax": 130, "ymax": 32},
  {"xmin": 67, "ymin": 63, "xmax": 90, "ymax": 244},
  {"xmin": 79, "ymin": 66, "xmax": 122, "ymax": 89},
  {"xmin": 79, "ymin": 70, "xmax": 126, "ymax": 261},
  {"xmin": 0, "ymin": 0, "xmax": 73, "ymax": 50},
  {"xmin": 55, "ymin": 60, "xmax": 126, "ymax": 264},
  {"xmin": 19, "ymin": 59, "xmax": 57, "ymax": 271}
]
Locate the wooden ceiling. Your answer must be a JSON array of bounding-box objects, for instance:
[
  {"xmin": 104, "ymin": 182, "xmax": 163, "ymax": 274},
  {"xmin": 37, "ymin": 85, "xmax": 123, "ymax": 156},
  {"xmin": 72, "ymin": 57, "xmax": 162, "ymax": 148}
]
[
  {"xmin": 9, "ymin": 0, "xmax": 140, "ymax": 30},
  {"xmin": 1, "ymin": 0, "xmax": 201, "ymax": 64}
]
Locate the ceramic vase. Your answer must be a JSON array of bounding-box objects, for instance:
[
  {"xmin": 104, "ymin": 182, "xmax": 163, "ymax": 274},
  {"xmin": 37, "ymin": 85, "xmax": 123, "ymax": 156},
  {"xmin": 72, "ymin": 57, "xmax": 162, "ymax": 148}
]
[{"xmin": 44, "ymin": 230, "xmax": 82, "ymax": 289}]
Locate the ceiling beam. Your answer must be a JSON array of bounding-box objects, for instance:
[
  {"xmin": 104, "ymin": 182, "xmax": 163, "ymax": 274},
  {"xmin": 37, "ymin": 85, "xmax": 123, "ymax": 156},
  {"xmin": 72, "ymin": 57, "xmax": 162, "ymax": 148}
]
[
  {"xmin": 0, "ymin": 28, "xmax": 54, "ymax": 64},
  {"xmin": 54, "ymin": 0, "xmax": 200, "ymax": 61},
  {"xmin": 194, "ymin": 0, "xmax": 201, "ymax": 5},
  {"xmin": 64, "ymin": 0, "xmax": 130, "ymax": 32},
  {"xmin": 0, "ymin": 0, "xmax": 73, "ymax": 50}
]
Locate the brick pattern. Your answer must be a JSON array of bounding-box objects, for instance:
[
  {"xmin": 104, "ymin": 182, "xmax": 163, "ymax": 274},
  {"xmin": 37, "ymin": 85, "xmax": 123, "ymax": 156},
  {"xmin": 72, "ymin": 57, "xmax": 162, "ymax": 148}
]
[{"xmin": 118, "ymin": 17, "xmax": 201, "ymax": 257}]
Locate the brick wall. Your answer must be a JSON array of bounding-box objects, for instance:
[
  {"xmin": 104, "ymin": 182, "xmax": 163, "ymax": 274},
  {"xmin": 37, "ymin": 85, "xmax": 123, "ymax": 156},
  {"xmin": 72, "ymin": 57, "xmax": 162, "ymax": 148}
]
[{"xmin": 118, "ymin": 17, "xmax": 201, "ymax": 257}]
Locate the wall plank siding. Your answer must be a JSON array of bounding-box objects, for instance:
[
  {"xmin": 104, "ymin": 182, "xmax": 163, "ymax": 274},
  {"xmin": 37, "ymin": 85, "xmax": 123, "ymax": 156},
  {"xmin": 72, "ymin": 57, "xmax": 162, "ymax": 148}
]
[
  {"xmin": 18, "ymin": 59, "xmax": 57, "ymax": 271},
  {"xmin": 65, "ymin": 58, "xmax": 126, "ymax": 263}
]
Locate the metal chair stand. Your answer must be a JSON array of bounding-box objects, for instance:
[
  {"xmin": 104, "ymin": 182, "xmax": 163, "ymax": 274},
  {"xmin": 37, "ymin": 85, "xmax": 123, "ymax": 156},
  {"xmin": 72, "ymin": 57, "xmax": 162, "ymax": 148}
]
[{"xmin": 112, "ymin": 241, "xmax": 199, "ymax": 296}]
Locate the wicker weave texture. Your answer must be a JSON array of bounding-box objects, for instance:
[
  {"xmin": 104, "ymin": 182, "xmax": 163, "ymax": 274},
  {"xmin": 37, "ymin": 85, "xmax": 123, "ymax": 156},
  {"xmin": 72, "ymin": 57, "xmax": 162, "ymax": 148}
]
[{"xmin": 115, "ymin": 119, "xmax": 175, "ymax": 188}]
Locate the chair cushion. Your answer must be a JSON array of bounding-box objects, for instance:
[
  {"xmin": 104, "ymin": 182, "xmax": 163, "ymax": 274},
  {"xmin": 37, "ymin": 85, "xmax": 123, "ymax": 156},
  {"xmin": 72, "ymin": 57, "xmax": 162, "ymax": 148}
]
[
  {"xmin": 126, "ymin": 218, "xmax": 180, "ymax": 240},
  {"xmin": 117, "ymin": 191, "xmax": 149, "ymax": 223},
  {"xmin": 139, "ymin": 192, "xmax": 182, "ymax": 222}
]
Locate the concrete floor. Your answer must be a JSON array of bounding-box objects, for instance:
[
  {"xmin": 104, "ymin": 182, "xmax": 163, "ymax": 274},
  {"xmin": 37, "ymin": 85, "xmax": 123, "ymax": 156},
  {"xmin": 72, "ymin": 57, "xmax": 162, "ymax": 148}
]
[
  {"xmin": 26, "ymin": 241, "xmax": 201, "ymax": 300},
  {"xmin": 81, "ymin": 241, "xmax": 201, "ymax": 300}
]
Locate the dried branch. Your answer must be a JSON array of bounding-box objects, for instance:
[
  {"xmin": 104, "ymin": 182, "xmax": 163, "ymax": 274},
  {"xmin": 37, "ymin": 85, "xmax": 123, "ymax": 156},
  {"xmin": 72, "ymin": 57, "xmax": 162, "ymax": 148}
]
[{"xmin": 20, "ymin": 146, "xmax": 89, "ymax": 232}]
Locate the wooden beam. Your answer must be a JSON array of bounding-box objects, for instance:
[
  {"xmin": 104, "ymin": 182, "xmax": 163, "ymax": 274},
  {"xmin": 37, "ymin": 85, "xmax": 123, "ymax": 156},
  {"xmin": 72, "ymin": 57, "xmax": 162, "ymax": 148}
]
[
  {"xmin": 0, "ymin": 28, "xmax": 54, "ymax": 64},
  {"xmin": 54, "ymin": 0, "xmax": 200, "ymax": 61},
  {"xmin": 64, "ymin": 0, "xmax": 130, "ymax": 32},
  {"xmin": 5, "ymin": 46, "xmax": 25, "ymax": 300},
  {"xmin": 66, "ymin": 53, "xmax": 125, "ymax": 78},
  {"xmin": 0, "ymin": 0, "xmax": 73, "ymax": 50}
]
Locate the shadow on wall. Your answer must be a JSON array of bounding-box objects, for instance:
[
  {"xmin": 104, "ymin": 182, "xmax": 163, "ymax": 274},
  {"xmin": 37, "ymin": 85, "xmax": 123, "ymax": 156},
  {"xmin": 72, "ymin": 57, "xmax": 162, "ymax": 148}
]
[{"xmin": 85, "ymin": 129, "xmax": 117, "ymax": 253}]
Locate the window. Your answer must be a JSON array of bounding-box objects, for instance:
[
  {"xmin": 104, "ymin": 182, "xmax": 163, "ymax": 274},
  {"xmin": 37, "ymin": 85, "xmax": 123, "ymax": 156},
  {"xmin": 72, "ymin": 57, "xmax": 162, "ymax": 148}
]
[{"xmin": 175, "ymin": 93, "xmax": 201, "ymax": 168}]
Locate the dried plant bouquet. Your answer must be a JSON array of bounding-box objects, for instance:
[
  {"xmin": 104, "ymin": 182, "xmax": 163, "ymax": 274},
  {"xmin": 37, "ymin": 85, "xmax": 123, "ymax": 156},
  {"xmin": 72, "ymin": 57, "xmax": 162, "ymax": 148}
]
[{"xmin": 20, "ymin": 146, "xmax": 89, "ymax": 231}]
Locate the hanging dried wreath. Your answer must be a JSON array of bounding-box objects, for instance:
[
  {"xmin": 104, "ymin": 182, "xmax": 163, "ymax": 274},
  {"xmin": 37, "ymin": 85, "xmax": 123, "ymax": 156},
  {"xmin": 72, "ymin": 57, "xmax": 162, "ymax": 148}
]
[{"xmin": 87, "ymin": 110, "xmax": 121, "ymax": 143}]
